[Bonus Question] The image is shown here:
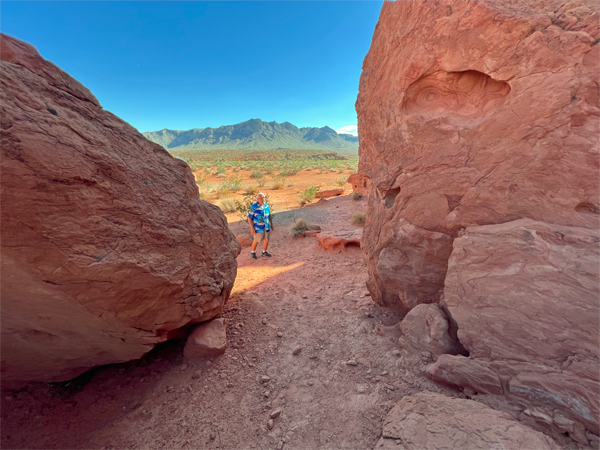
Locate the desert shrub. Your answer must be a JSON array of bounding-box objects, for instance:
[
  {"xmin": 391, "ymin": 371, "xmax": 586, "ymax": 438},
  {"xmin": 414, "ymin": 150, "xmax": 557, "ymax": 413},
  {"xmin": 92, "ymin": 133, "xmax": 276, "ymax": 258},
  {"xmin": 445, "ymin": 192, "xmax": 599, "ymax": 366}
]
[
  {"xmin": 224, "ymin": 174, "xmax": 243, "ymax": 191},
  {"xmin": 337, "ymin": 167, "xmax": 344, "ymax": 173},
  {"xmin": 334, "ymin": 176, "xmax": 347, "ymax": 187},
  {"xmin": 264, "ymin": 166, "xmax": 274, "ymax": 175},
  {"xmin": 204, "ymin": 183, "xmax": 215, "ymax": 194},
  {"xmin": 232, "ymin": 166, "xmax": 240, "ymax": 172},
  {"xmin": 204, "ymin": 167, "xmax": 211, "ymax": 174},
  {"xmin": 352, "ymin": 212, "xmax": 366, "ymax": 226},
  {"xmin": 245, "ymin": 185, "xmax": 260, "ymax": 195},
  {"xmin": 215, "ymin": 186, "xmax": 232, "ymax": 198},
  {"xmin": 329, "ymin": 168, "xmax": 337, "ymax": 173},
  {"xmin": 305, "ymin": 167, "xmax": 312, "ymax": 171},
  {"xmin": 218, "ymin": 198, "xmax": 237, "ymax": 213},
  {"xmin": 318, "ymin": 167, "xmax": 325, "ymax": 174},
  {"xmin": 290, "ymin": 218, "xmax": 310, "ymax": 237},
  {"xmin": 256, "ymin": 176, "xmax": 266, "ymax": 187},
  {"xmin": 216, "ymin": 165, "xmax": 226, "ymax": 174},
  {"xmin": 271, "ymin": 174, "xmax": 287, "ymax": 190},
  {"xmin": 299, "ymin": 186, "xmax": 319, "ymax": 205},
  {"xmin": 250, "ymin": 170, "xmax": 264, "ymax": 179},
  {"xmin": 195, "ymin": 174, "xmax": 207, "ymax": 186},
  {"xmin": 351, "ymin": 192, "xmax": 363, "ymax": 201}
]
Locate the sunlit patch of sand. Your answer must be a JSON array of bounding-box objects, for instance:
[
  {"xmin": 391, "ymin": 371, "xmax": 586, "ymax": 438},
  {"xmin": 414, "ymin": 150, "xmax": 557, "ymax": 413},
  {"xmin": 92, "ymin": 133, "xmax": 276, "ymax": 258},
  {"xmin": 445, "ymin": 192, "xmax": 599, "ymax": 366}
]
[{"xmin": 231, "ymin": 262, "xmax": 305, "ymax": 296}]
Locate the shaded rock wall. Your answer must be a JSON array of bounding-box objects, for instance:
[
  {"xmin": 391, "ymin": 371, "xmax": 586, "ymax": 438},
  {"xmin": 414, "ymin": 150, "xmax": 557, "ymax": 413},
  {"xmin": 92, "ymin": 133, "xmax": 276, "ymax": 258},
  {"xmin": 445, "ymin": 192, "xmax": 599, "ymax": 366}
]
[
  {"xmin": 430, "ymin": 219, "xmax": 599, "ymax": 441},
  {"xmin": 0, "ymin": 34, "xmax": 241, "ymax": 385},
  {"xmin": 357, "ymin": 0, "xmax": 599, "ymax": 312}
]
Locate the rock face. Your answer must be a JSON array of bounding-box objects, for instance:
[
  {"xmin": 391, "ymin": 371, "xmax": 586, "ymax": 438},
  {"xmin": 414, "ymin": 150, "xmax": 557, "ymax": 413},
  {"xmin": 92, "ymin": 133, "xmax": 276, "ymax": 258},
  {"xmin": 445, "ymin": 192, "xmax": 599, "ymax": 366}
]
[
  {"xmin": 357, "ymin": 0, "xmax": 599, "ymax": 311},
  {"xmin": 431, "ymin": 219, "xmax": 600, "ymax": 442},
  {"xmin": 346, "ymin": 173, "xmax": 368, "ymax": 196},
  {"xmin": 315, "ymin": 188, "xmax": 345, "ymax": 199},
  {"xmin": 183, "ymin": 318, "xmax": 228, "ymax": 358},
  {"xmin": 376, "ymin": 392, "xmax": 560, "ymax": 450},
  {"xmin": 0, "ymin": 34, "xmax": 241, "ymax": 385},
  {"xmin": 316, "ymin": 229, "xmax": 361, "ymax": 251},
  {"xmin": 397, "ymin": 304, "xmax": 464, "ymax": 357}
]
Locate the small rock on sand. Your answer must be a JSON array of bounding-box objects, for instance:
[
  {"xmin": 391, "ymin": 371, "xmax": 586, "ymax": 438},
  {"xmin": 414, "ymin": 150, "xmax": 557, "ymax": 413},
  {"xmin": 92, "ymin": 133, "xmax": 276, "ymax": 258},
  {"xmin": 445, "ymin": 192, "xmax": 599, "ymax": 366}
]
[
  {"xmin": 346, "ymin": 359, "xmax": 358, "ymax": 366},
  {"xmin": 293, "ymin": 346, "xmax": 302, "ymax": 355},
  {"xmin": 270, "ymin": 409, "xmax": 282, "ymax": 419}
]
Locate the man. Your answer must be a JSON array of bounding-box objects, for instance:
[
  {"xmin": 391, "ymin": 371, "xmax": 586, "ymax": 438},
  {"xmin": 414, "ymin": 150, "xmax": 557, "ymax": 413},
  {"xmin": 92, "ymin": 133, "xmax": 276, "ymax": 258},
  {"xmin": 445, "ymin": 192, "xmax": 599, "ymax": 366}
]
[{"xmin": 247, "ymin": 192, "xmax": 273, "ymax": 259}]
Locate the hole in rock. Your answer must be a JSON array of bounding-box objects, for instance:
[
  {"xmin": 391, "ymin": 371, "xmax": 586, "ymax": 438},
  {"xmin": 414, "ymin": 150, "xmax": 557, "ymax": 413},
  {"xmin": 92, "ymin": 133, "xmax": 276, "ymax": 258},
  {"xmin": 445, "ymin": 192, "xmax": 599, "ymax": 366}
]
[
  {"xmin": 383, "ymin": 187, "xmax": 401, "ymax": 209},
  {"xmin": 575, "ymin": 202, "xmax": 599, "ymax": 215},
  {"xmin": 402, "ymin": 70, "xmax": 510, "ymax": 120}
]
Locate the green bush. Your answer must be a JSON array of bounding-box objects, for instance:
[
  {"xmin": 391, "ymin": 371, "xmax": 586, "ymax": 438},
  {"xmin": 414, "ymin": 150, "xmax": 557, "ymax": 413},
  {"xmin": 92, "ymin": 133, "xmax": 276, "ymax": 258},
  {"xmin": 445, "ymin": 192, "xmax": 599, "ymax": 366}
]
[
  {"xmin": 250, "ymin": 170, "xmax": 264, "ymax": 179},
  {"xmin": 256, "ymin": 176, "xmax": 266, "ymax": 187},
  {"xmin": 234, "ymin": 193, "xmax": 271, "ymax": 221},
  {"xmin": 299, "ymin": 186, "xmax": 319, "ymax": 205},
  {"xmin": 245, "ymin": 185, "xmax": 260, "ymax": 195},
  {"xmin": 290, "ymin": 218, "xmax": 310, "ymax": 237}
]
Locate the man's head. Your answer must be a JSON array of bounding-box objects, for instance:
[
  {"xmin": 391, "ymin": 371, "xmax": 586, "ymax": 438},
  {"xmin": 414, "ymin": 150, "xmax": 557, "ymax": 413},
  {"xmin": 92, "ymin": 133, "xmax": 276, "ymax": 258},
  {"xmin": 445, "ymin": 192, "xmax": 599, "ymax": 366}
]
[{"xmin": 257, "ymin": 193, "xmax": 265, "ymax": 205}]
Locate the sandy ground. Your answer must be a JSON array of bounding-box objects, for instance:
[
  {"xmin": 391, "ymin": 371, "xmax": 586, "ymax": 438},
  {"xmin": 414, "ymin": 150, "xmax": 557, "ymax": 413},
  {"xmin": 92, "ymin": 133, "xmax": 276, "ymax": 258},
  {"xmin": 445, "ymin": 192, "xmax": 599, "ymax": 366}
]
[{"xmin": 1, "ymin": 195, "xmax": 456, "ymax": 450}]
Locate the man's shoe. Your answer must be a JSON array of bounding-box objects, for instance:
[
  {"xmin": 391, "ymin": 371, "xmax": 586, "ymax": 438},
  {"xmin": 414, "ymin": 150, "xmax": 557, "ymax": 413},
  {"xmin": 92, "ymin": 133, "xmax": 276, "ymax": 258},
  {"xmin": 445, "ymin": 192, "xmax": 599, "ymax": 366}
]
[
  {"xmin": 262, "ymin": 251, "xmax": 272, "ymax": 257},
  {"xmin": 251, "ymin": 252, "xmax": 258, "ymax": 259}
]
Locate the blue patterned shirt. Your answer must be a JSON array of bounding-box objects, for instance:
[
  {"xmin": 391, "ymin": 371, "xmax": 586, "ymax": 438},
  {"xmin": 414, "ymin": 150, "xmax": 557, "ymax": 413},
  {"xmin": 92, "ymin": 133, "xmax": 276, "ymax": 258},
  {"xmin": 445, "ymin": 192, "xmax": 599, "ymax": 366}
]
[{"xmin": 248, "ymin": 202, "xmax": 271, "ymax": 233}]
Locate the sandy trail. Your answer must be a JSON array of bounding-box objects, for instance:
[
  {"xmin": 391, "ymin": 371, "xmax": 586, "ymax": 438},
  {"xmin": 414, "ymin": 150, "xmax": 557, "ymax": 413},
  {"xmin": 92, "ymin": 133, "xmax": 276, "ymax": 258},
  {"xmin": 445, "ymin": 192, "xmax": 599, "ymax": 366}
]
[{"xmin": 2, "ymin": 195, "xmax": 451, "ymax": 450}]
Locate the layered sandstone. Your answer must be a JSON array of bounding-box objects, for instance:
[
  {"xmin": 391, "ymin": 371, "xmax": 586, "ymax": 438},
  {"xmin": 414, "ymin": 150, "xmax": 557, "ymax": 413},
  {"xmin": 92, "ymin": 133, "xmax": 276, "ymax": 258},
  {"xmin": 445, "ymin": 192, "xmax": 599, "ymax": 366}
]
[
  {"xmin": 376, "ymin": 392, "xmax": 560, "ymax": 450},
  {"xmin": 429, "ymin": 219, "xmax": 599, "ymax": 442},
  {"xmin": 357, "ymin": 0, "xmax": 599, "ymax": 312},
  {"xmin": 0, "ymin": 34, "xmax": 241, "ymax": 385}
]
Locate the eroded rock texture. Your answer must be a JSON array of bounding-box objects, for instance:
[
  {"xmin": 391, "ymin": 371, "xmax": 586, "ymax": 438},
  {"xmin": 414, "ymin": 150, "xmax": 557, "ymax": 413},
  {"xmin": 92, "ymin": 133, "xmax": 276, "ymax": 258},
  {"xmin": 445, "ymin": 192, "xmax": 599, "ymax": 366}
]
[
  {"xmin": 357, "ymin": 0, "xmax": 599, "ymax": 312},
  {"xmin": 0, "ymin": 34, "xmax": 241, "ymax": 385},
  {"xmin": 376, "ymin": 392, "xmax": 560, "ymax": 450},
  {"xmin": 431, "ymin": 219, "xmax": 600, "ymax": 442}
]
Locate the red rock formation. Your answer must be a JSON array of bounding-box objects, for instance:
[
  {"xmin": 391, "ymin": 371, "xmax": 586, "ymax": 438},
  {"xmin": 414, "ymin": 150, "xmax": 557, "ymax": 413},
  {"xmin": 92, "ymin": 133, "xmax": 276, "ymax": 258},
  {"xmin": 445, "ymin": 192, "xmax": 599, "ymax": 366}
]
[
  {"xmin": 316, "ymin": 230, "xmax": 361, "ymax": 251},
  {"xmin": 315, "ymin": 188, "xmax": 344, "ymax": 199},
  {"xmin": 376, "ymin": 392, "xmax": 560, "ymax": 450},
  {"xmin": 183, "ymin": 318, "xmax": 228, "ymax": 358},
  {"xmin": 346, "ymin": 173, "xmax": 368, "ymax": 196},
  {"xmin": 0, "ymin": 34, "xmax": 241, "ymax": 385},
  {"xmin": 357, "ymin": 0, "xmax": 599, "ymax": 311},
  {"xmin": 430, "ymin": 219, "xmax": 599, "ymax": 442}
]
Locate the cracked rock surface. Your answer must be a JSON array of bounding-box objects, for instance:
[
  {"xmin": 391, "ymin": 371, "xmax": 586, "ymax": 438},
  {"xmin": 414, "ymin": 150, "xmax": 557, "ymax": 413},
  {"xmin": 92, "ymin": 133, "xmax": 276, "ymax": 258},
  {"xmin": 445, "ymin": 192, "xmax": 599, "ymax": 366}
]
[{"xmin": 0, "ymin": 34, "xmax": 240, "ymax": 385}]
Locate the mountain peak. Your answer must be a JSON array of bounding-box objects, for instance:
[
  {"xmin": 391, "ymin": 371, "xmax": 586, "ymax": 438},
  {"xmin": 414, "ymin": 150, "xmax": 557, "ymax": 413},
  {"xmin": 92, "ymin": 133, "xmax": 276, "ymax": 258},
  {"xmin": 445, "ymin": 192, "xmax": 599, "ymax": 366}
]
[{"xmin": 143, "ymin": 120, "xmax": 358, "ymax": 154}]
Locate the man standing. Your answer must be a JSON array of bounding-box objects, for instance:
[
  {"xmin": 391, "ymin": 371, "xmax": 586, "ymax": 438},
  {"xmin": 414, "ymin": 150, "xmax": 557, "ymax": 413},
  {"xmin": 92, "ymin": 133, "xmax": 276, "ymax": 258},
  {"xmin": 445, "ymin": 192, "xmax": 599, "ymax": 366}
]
[{"xmin": 247, "ymin": 192, "xmax": 273, "ymax": 259}]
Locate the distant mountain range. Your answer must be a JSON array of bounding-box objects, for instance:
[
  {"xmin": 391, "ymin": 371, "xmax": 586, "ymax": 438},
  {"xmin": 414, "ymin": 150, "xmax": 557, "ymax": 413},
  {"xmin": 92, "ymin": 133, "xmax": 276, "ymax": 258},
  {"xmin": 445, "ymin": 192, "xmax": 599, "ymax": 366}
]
[{"xmin": 143, "ymin": 119, "xmax": 359, "ymax": 154}]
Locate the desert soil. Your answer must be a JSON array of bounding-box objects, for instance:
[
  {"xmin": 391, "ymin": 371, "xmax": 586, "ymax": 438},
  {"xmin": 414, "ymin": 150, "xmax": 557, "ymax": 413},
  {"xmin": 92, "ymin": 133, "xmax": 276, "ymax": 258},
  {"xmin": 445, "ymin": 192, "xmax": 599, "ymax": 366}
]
[
  {"xmin": 1, "ymin": 195, "xmax": 456, "ymax": 450},
  {"xmin": 197, "ymin": 166, "xmax": 355, "ymax": 214}
]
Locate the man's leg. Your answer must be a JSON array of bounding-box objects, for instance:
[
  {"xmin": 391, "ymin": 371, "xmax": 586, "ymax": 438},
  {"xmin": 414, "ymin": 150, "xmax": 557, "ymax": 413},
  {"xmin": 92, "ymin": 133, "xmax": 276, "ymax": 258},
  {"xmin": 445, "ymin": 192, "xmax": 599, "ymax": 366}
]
[{"xmin": 262, "ymin": 232, "xmax": 271, "ymax": 256}]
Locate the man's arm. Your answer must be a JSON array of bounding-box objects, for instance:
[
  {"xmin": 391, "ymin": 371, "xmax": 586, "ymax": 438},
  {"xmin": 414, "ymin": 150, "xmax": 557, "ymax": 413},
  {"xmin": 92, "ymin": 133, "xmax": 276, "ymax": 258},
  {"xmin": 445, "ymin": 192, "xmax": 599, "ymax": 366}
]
[
  {"xmin": 269, "ymin": 215, "xmax": 274, "ymax": 230},
  {"xmin": 248, "ymin": 217, "xmax": 256, "ymax": 234}
]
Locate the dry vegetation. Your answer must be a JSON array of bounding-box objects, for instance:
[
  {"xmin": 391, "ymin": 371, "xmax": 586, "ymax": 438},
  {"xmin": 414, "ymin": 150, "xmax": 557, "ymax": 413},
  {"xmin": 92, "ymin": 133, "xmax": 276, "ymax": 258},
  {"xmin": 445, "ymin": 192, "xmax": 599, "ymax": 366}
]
[{"xmin": 181, "ymin": 150, "xmax": 358, "ymax": 220}]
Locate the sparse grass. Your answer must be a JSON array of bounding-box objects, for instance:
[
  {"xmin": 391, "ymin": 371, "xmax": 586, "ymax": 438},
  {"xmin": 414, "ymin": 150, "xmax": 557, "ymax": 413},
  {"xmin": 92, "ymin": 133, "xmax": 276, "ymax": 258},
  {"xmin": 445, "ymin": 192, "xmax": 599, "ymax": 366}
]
[
  {"xmin": 352, "ymin": 212, "xmax": 366, "ymax": 226},
  {"xmin": 271, "ymin": 174, "xmax": 287, "ymax": 190},
  {"xmin": 218, "ymin": 198, "xmax": 237, "ymax": 213},
  {"xmin": 215, "ymin": 187, "xmax": 232, "ymax": 199},
  {"xmin": 256, "ymin": 176, "xmax": 266, "ymax": 187},
  {"xmin": 245, "ymin": 185, "xmax": 260, "ymax": 195},
  {"xmin": 299, "ymin": 186, "xmax": 319, "ymax": 206},
  {"xmin": 334, "ymin": 176, "xmax": 347, "ymax": 187},
  {"xmin": 204, "ymin": 167, "xmax": 211, "ymax": 174},
  {"xmin": 351, "ymin": 192, "xmax": 363, "ymax": 201},
  {"xmin": 290, "ymin": 218, "xmax": 310, "ymax": 237},
  {"xmin": 195, "ymin": 174, "xmax": 207, "ymax": 186},
  {"xmin": 250, "ymin": 170, "xmax": 264, "ymax": 179}
]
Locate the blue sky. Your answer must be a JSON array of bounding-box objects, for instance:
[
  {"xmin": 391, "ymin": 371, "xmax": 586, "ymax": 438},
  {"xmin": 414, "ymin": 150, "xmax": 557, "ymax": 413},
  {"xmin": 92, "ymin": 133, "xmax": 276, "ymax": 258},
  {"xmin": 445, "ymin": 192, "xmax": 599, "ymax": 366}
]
[{"xmin": 3, "ymin": 1, "xmax": 383, "ymax": 134}]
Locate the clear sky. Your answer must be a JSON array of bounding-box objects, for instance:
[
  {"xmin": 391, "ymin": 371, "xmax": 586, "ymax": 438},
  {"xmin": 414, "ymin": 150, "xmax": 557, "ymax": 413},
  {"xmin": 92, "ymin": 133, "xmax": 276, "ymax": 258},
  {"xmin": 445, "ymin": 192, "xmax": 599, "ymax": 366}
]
[{"xmin": 3, "ymin": 1, "xmax": 383, "ymax": 134}]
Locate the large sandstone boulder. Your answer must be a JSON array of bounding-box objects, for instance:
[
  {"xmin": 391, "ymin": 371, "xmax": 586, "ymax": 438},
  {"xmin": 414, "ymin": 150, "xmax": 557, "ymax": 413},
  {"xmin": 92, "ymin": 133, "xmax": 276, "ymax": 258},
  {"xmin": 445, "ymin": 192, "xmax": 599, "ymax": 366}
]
[
  {"xmin": 430, "ymin": 219, "xmax": 599, "ymax": 442},
  {"xmin": 357, "ymin": 0, "xmax": 599, "ymax": 311},
  {"xmin": 0, "ymin": 34, "xmax": 241, "ymax": 385},
  {"xmin": 376, "ymin": 392, "xmax": 560, "ymax": 450}
]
